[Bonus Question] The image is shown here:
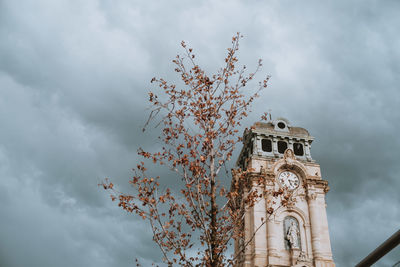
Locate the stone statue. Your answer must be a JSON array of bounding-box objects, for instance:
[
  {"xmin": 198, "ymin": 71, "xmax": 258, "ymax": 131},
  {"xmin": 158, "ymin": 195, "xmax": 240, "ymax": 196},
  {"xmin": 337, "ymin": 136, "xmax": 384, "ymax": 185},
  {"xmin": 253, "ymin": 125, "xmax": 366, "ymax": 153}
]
[{"xmin": 286, "ymin": 221, "xmax": 300, "ymax": 249}]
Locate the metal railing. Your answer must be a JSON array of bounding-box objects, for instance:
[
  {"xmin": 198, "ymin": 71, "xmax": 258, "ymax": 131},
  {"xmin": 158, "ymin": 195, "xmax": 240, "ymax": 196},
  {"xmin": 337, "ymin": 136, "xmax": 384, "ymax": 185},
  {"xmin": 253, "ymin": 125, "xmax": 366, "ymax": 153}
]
[
  {"xmin": 392, "ymin": 260, "xmax": 400, "ymax": 267},
  {"xmin": 355, "ymin": 229, "xmax": 400, "ymax": 267}
]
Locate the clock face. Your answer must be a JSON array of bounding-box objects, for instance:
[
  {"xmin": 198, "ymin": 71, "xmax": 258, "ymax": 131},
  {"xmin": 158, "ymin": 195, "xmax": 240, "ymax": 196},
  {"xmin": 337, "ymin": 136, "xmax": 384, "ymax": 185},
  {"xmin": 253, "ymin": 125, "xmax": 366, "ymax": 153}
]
[{"xmin": 278, "ymin": 171, "xmax": 300, "ymax": 190}]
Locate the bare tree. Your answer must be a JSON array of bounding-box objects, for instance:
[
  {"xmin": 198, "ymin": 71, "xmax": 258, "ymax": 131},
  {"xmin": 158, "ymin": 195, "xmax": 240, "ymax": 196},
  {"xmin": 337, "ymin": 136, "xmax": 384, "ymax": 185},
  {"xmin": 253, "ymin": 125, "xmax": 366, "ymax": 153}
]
[{"xmin": 102, "ymin": 33, "xmax": 290, "ymax": 266}]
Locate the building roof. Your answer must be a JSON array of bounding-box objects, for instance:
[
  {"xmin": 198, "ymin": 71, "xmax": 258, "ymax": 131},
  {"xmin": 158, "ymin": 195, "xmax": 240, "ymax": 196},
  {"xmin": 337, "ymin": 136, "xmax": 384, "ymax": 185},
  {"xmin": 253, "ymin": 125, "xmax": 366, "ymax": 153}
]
[{"xmin": 252, "ymin": 121, "xmax": 311, "ymax": 138}]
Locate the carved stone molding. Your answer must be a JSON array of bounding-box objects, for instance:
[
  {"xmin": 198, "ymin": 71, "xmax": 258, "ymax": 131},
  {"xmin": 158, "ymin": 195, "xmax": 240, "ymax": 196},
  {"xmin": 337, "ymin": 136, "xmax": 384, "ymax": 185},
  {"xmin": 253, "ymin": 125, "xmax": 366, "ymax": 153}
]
[
  {"xmin": 307, "ymin": 193, "xmax": 317, "ymax": 201},
  {"xmin": 305, "ymin": 179, "xmax": 329, "ymax": 193},
  {"xmin": 284, "ymin": 148, "xmax": 296, "ymax": 160},
  {"xmin": 296, "ymin": 250, "xmax": 312, "ymax": 264},
  {"xmin": 265, "ymin": 171, "xmax": 276, "ymax": 180},
  {"xmin": 324, "ymin": 185, "xmax": 330, "ymax": 193},
  {"xmin": 265, "ymin": 179, "xmax": 275, "ymax": 186}
]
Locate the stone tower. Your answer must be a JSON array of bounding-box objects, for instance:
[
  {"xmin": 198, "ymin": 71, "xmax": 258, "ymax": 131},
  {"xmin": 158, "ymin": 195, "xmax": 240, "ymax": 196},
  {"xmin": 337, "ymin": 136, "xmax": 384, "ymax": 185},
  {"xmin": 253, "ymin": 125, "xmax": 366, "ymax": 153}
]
[{"xmin": 233, "ymin": 118, "xmax": 335, "ymax": 267}]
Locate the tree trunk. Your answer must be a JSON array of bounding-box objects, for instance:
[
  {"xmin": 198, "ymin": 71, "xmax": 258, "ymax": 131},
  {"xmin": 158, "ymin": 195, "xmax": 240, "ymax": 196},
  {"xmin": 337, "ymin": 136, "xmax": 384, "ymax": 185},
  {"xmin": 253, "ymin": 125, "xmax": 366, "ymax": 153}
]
[{"xmin": 210, "ymin": 148, "xmax": 218, "ymax": 267}]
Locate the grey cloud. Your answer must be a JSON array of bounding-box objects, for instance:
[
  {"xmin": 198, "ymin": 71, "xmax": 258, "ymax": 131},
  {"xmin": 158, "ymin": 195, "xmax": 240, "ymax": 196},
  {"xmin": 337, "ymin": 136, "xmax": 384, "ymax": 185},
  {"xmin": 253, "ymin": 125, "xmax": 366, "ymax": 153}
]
[{"xmin": 1, "ymin": 0, "xmax": 399, "ymax": 266}]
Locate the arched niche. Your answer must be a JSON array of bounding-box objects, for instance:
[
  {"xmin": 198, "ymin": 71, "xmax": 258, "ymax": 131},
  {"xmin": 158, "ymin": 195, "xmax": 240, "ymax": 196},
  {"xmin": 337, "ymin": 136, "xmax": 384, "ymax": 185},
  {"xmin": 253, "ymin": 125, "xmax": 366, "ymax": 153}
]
[
  {"xmin": 283, "ymin": 216, "xmax": 301, "ymax": 250},
  {"xmin": 274, "ymin": 208, "xmax": 312, "ymax": 259},
  {"xmin": 275, "ymin": 206, "xmax": 310, "ymax": 226}
]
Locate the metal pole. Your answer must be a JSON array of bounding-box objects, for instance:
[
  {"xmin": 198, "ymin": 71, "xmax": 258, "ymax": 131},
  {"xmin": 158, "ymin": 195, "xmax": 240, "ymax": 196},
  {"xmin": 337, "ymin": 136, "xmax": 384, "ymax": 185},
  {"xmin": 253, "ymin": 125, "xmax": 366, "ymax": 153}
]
[{"xmin": 355, "ymin": 229, "xmax": 400, "ymax": 267}]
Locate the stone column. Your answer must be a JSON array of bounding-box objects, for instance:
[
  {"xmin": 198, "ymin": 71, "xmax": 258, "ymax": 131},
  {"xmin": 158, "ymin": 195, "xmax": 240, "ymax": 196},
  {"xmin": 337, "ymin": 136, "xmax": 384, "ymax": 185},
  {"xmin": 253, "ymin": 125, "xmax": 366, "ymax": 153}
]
[
  {"xmin": 255, "ymin": 137, "xmax": 261, "ymax": 156},
  {"xmin": 288, "ymin": 138, "xmax": 294, "ymax": 151},
  {"xmin": 307, "ymin": 187, "xmax": 335, "ymax": 267},
  {"xmin": 243, "ymin": 188, "xmax": 254, "ymax": 267},
  {"xmin": 305, "ymin": 222, "xmax": 313, "ymax": 260},
  {"xmin": 265, "ymin": 181, "xmax": 279, "ymax": 260},
  {"xmin": 305, "ymin": 141, "xmax": 312, "ymax": 161},
  {"xmin": 253, "ymin": 184, "xmax": 268, "ymax": 266},
  {"xmin": 272, "ymin": 137, "xmax": 278, "ymax": 158}
]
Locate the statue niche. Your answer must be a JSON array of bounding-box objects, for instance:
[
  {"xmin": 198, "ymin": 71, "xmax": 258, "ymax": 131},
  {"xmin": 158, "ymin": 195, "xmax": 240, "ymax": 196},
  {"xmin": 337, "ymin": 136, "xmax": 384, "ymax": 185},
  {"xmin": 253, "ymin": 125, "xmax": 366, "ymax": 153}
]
[{"xmin": 284, "ymin": 216, "xmax": 301, "ymax": 250}]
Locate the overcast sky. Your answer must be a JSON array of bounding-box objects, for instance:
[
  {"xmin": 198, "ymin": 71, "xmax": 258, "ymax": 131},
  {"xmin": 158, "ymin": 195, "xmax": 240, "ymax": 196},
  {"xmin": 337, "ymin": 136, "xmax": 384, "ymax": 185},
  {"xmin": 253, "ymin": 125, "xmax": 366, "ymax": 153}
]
[{"xmin": 1, "ymin": 0, "xmax": 399, "ymax": 266}]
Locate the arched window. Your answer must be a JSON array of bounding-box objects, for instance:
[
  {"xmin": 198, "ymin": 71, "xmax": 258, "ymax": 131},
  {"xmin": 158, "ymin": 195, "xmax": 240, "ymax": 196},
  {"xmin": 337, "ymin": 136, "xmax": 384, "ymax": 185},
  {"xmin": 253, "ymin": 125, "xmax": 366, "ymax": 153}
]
[
  {"xmin": 277, "ymin": 141, "xmax": 288, "ymax": 154},
  {"xmin": 293, "ymin": 142, "xmax": 304, "ymax": 156},
  {"xmin": 261, "ymin": 139, "xmax": 272, "ymax": 152},
  {"xmin": 283, "ymin": 216, "xmax": 301, "ymax": 250}
]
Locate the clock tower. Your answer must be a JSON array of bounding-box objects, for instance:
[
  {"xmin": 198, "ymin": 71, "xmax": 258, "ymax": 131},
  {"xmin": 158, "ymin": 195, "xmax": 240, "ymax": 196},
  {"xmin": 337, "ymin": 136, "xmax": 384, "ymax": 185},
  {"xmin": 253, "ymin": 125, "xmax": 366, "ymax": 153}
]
[{"xmin": 234, "ymin": 118, "xmax": 335, "ymax": 267}]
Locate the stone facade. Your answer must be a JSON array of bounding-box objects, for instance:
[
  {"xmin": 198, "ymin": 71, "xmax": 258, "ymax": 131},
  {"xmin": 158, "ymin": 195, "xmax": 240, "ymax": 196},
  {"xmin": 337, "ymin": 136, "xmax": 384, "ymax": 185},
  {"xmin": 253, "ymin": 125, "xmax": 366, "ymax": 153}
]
[{"xmin": 234, "ymin": 118, "xmax": 335, "ymax": 267}]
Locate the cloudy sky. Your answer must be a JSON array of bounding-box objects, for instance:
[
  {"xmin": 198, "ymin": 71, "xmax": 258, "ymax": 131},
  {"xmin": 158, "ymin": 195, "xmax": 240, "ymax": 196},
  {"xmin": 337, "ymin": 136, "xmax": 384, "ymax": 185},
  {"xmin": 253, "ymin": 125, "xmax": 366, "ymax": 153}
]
[{"xmin": 1, "ymin": 0, "xmax": 399, "ymax": 266}]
